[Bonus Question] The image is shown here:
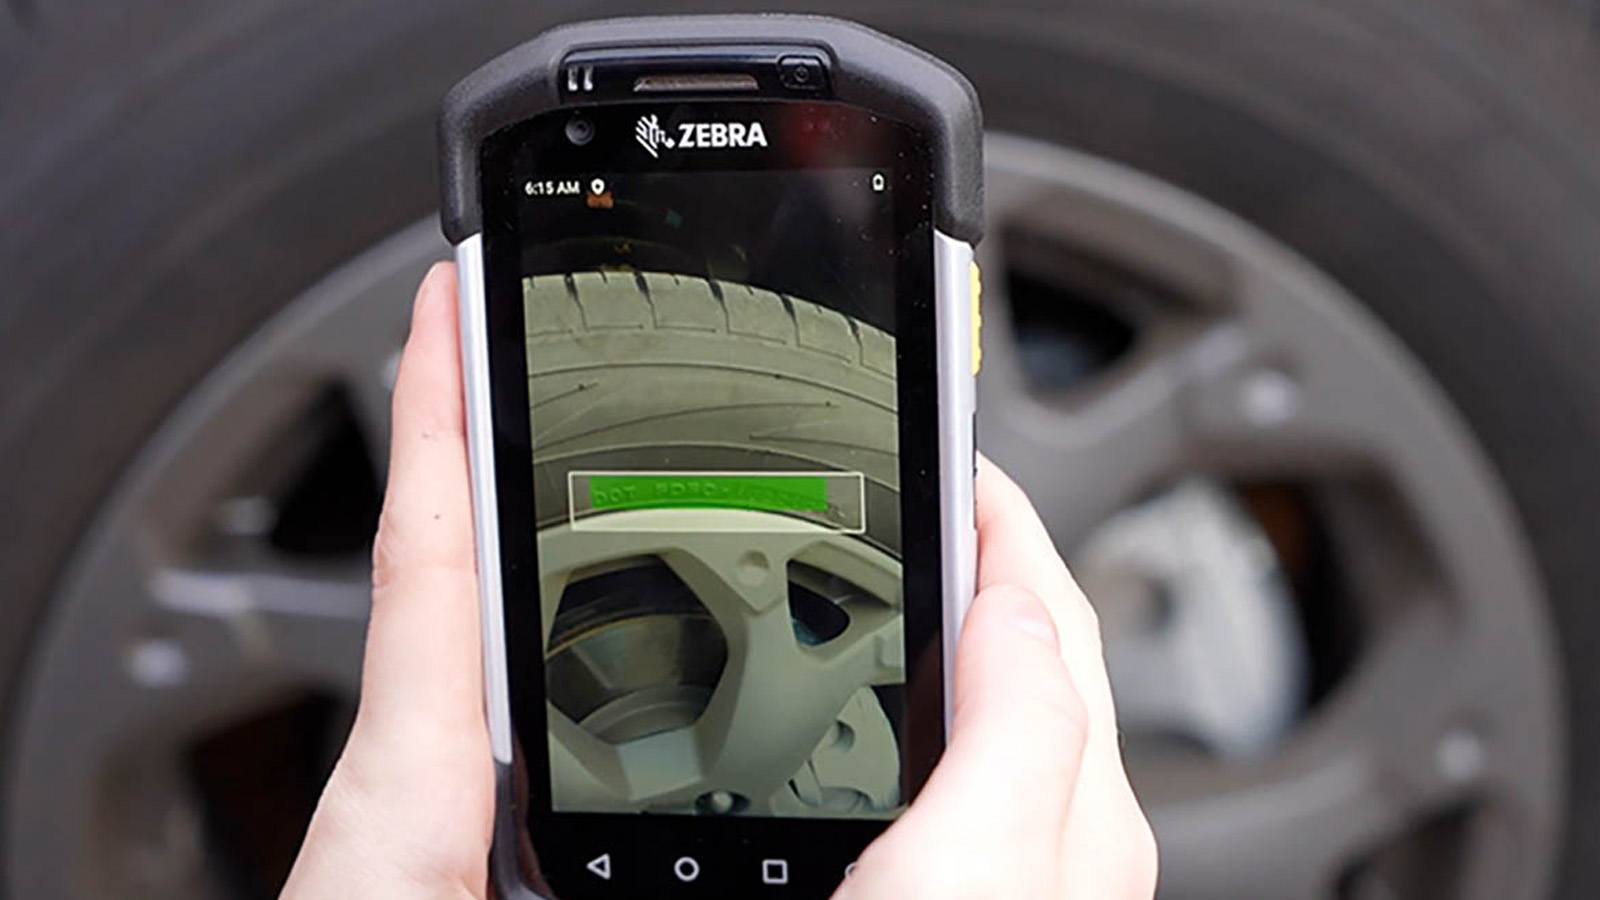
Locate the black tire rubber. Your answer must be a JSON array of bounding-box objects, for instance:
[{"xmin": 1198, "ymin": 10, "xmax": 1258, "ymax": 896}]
[
  {"xmin": 4, "ymin": 1, "xmax": 1600, "ymax": 898},
  {"xmin": 523, "ymin": 272, "xmax": 900, "ymax": 552}
]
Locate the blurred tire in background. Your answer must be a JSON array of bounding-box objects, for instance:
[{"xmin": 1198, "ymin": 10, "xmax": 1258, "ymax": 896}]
[{"xmin": 3, "ymin": 2, "xmax": 1599, "ymax": 899}]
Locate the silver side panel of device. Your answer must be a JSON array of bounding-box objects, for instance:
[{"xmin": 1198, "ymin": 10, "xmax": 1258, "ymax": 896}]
[
  {"xmin": 456, "ymin": 234, "xmax": 516, "ymax": 766},
  {"xmin": 933, "ymin": 230, "xmax": 978, "ymax": 729},
  {"xmin": 459, "ymin": 236, "xmax": 540, "ymax": 900}
]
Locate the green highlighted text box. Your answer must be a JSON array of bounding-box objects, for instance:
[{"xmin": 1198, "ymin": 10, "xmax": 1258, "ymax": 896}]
[{"xmin": 588, "ymin": 474, "xmax": 829, "ymax": 513}]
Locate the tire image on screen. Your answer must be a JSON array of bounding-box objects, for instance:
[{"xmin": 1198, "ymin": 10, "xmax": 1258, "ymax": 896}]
[{"xmin": 525, "ymin": 272, "xmax": 906, "ymax": 818}]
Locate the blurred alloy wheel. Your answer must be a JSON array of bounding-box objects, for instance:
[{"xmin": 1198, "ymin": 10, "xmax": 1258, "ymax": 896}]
[
  {"xmin": 5, "ymin": 3, "xmax": 1600, "ymax": 900},
  {"xmin": 978, "ymin": 135, "xmax": 1560, "ymax": 900},
  {"xmin": 0, "ymin": 134, "xmax": 1564, "ymax": 900}
]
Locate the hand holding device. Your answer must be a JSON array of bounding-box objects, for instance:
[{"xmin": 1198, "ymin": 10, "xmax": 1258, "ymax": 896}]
[
  {"xmin": 278, "ymin": 264, "xmax": 1154, "ymax": 900},
  {"xmin": 284, "ymin": 14, "xmax": 1152, "ymax": 900}
]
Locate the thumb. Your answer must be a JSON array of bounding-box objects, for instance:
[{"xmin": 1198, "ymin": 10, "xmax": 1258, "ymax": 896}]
[
  {"xmin": 357, "ymin": 260, "xmax": 485, "ymax": 746},
  {"xmin": 282, "ymin": 263, "xmax": 492, "ymax": 900},
  {"xmin": 846, "ymin": 584, "xmax": 1087, "ymax": 898}
]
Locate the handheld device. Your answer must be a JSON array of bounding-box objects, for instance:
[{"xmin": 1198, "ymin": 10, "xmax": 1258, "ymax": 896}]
[{"xmin": 439, "ymin": 15, "xmax": 982, "ymax": 899}]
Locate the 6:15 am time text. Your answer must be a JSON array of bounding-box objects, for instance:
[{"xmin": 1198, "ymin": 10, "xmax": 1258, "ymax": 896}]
[{"xmin": 523, "ymin": 179, "xmax": 581, "ymax": 197}]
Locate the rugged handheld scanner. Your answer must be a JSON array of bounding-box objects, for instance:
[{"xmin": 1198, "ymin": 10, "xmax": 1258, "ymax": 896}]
[{"xmin": 438, "ymin": 15, "xmax": 982, "ymax": 899}]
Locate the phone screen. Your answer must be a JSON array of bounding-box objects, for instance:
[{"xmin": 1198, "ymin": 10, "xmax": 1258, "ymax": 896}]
[
  {"xmin": 480, "ymin": 100, "xmax": 944, "ymax": 892},
  {"xmin": 523, "ymin": 164, "xmax": 904, "ymax": 819}
]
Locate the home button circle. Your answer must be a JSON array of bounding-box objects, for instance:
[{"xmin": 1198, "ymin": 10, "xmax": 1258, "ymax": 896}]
[{"xmin": 673, "ymin": 856, "xmax": 701, "ymax": 883}]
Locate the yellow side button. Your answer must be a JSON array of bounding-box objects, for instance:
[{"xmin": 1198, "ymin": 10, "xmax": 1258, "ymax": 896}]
[{"xmin": 970, "ymin": 260, "xmax": 983, "ymax": 375}]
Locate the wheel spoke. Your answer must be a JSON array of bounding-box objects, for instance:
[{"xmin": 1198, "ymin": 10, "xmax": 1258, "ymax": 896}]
[
  {"xmin": 149, "ymin": 562, "xmax": 369, "ymax": 695},
  {"xmin": 1149, "ymin": 747, "xmax": 1390, "ymax": 900},
  {"xmin": 977, "ymin": 137, "xmax": 1424, "ymax": 547},
  {"xmin": 1145, "ymin": 606, "xmax": 1490, "ymax": 900},
  {"xmin": 7, "ymin": 546, "xmax": 368, "ymax": 900},
  {"xmin": 979, "ymin": 313, "xmax": 1249, "ymax": 550},
  {"xmin": 1176, "ymin": 272, "xmax": 1387, "ymax": 477},
  {"xmin": 979, "ymin": 161, "xmax": 1272, "ymax": 549},
  {"xmin": 658, "ymin": 535, "xmax": 876, "ymax": 807},
  {"xmin": 546, "ymin": 707, "xmax": 634, "ymax": 805}
]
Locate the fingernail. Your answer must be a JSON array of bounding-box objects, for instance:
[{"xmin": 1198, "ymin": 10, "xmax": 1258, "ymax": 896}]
[
  {"xmin": 1001, "ymin": 587, "xmax": 1058, "ymax": 648},
  {"xmin": 407, "ymin": 264, "xmax": 454, "ymax": 339},
  {"xmin": 423, "ymin": 259, "xmax": 451, "ymax": 293}
]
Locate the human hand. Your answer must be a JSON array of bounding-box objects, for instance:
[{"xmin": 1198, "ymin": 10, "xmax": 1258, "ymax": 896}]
[
  {"xmin": 836, "ymin": 460, "xmax": 1158, "ymax": 900},
  {"xmin": 281, "ymin": 263, "xmax": 1155, "ymax": 900},
  {"xmin": 280, "ymin": 262, "xmax": 494, "ymax": 900}
]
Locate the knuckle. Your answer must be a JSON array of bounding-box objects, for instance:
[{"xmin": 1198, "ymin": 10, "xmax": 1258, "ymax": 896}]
[
  {"xmin": 370, "ymin": 510, "xmax": 401, "ymax": 590},
  {"xmin": 369, "ymin": 507, "xmax": 478, "ymax": 596}
]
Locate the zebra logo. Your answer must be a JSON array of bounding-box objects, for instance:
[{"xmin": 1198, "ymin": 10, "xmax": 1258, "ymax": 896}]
[{"xmin": 635, "ymin": 114, "xmax": 672, "ymax": 158}]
